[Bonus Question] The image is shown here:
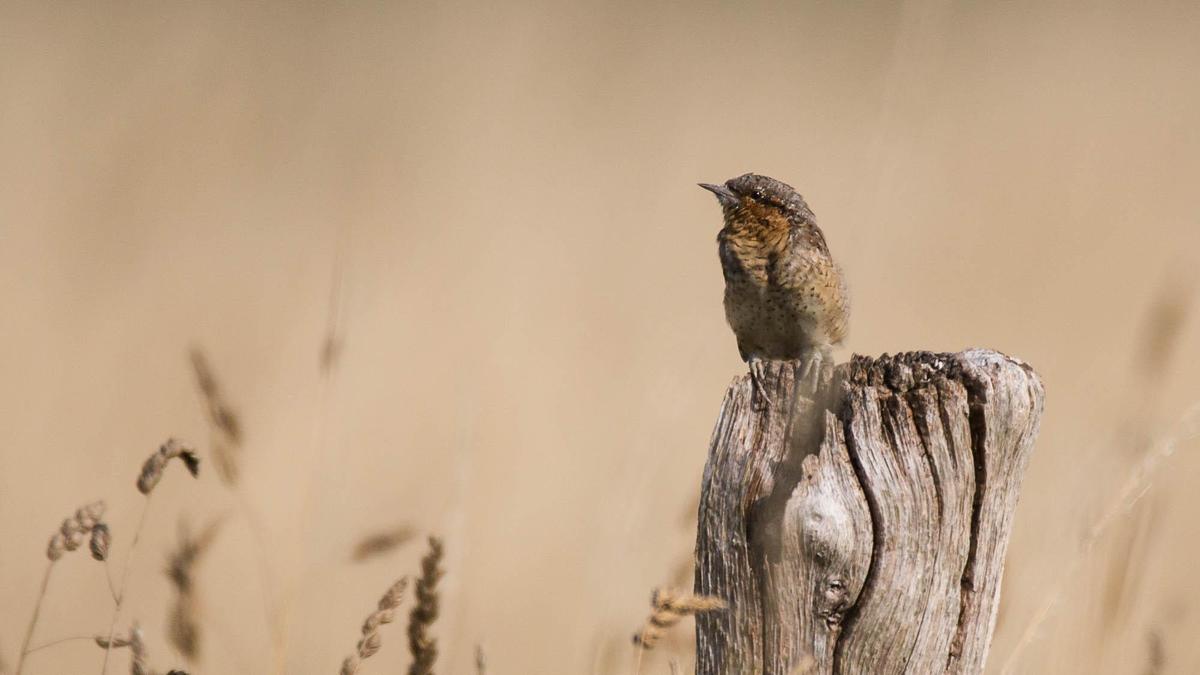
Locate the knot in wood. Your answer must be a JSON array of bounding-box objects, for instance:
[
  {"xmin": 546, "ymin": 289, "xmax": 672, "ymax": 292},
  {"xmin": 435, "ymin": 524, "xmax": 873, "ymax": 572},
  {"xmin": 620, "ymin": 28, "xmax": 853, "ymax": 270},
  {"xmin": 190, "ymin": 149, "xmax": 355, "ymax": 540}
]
[{"xmin": 696, "ymin": 349, "xmax": 1044, "ymax": 674}]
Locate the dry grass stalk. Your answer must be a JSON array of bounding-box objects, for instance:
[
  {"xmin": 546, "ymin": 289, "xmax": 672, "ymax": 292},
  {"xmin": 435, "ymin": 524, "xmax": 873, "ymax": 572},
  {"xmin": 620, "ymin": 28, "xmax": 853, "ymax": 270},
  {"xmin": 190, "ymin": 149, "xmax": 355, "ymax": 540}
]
[
  {"xmin": 1137, "ymin": 279, "xmax": 1192, "ymax": 380},
  {"xmin": 189, "ymin": 350, "xmax": 287, "ymax": 670},
  {"xmin": 105, "ymin": 439, "xmax": 199, "ymax": 674},
  {"xmin": 999, "ymin": 402, "xmax": 1200, "ymax": 674},
  {"xmin": 320, "ymin": 336, "xmax": 343, "ymax": 376},
  {"xmin": 407, "ymin": 537, "xmax": 444, "ymax": 675},
  {"xmin": 189, "ymin": 349, "xmax": 243, "ymax": 486},
  {"xmin": 632, "ymin": 588, "xmax": 726, "ymax": 649},
  {"xmin": 319, "ymin": 229, "xmax": 349, "ymax": 377},
  {"xmin": 100, "ymin": 623, "xmax": 189, "ymax": 675},
  {"xmin": 90, "ymin": 523, "xmax": 112, "ymax": 561},
  {"xmin": 338, "ymin": 577, "xmax": 408, "ymax": 675},
  {"xmin": 130, "ymin": 624, "xmax": 150, "ymax": 675},
  {"xmin": 1146, "ymin": 629, "xmax": 1165, "ymax": 675},
  {"xmin": 15, "ymin": 501, "xmax": 108, "ymax": 675},
  {"xmin": 165, "ymin": 518, "xmax": 223, "ymax": 661},
  {"xmin": 137, "ymin": 438, "xmax": 200, "ymax": 494},
  {"xmin": 351, "ymin": 525, "xmax": 416, "ymax": 563},
  {"xmin": 167, "ymin": 599, "xmax": 198, "ymax": 663},
  {"xmin": 95, "ymin": 635, "xmax": 132, "ymax": 649},
  {"xmin": 93, "ymin": 629, "xmax": 188, "ymax": 672},
  {"xmin": 46, "ymin": 500, "xmax": 107, "ymax": 561}
]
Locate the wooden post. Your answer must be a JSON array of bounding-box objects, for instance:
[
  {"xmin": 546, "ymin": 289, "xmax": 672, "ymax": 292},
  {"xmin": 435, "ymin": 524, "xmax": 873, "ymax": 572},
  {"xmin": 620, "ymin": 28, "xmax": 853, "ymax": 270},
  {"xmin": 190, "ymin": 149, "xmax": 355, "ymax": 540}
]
[{"xmin": 694, "ymin": 349, "xmax": 1044, "ymax": 674}]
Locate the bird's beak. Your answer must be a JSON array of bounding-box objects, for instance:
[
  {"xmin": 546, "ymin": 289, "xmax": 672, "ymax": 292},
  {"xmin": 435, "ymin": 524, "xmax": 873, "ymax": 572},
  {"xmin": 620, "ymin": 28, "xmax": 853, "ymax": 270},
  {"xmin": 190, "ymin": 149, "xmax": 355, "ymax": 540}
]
[{"xmin": 698, "ymin": 183, "xmax": 739, "ymax": 208}]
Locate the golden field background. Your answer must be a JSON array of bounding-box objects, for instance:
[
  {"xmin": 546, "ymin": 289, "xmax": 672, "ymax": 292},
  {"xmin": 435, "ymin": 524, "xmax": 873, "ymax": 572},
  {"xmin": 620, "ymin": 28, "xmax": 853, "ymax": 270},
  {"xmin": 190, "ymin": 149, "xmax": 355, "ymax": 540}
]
[{"xmin": 2, "ymin": 1, "xmax": 1199, "ymax": 673}]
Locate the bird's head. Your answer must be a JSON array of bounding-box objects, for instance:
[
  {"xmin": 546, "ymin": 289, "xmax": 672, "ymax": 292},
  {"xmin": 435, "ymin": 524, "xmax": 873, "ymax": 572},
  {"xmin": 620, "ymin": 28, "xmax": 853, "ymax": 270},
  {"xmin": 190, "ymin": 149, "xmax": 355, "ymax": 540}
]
[{"xmin": 699, "ymin": 173, "xmax": 815, "ymax": 229}]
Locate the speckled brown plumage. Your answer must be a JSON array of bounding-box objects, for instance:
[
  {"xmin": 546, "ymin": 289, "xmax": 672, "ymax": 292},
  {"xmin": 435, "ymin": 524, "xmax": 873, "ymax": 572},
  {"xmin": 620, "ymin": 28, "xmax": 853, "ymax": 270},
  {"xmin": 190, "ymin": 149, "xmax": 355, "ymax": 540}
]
[{"xmin": 700, "ymin": 173, "xmax": 849, "ymax": 405}]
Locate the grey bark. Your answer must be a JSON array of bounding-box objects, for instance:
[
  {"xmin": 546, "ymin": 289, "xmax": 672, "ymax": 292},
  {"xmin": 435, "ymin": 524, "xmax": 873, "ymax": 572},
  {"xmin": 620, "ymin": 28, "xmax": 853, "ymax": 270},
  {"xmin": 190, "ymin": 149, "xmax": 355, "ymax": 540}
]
[{"xmin": 694, "ymin": 349, "xmax": 1044, "ymax": 674}]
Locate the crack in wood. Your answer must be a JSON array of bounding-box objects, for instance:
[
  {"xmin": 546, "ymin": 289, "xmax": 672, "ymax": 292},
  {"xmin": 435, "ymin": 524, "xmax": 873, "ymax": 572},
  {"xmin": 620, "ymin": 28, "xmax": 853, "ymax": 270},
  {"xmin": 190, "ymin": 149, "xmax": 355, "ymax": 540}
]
[
  {"xmin": 949, "ymin": 366, "xmax": 990, "ymax": 664},
  {"xmin": 696, "ymin": 350, "xmax": 1042, "ymax": 675},
  {"xmin": 832, "ymin": 399, "xmax": 880, "ymax": 675}
]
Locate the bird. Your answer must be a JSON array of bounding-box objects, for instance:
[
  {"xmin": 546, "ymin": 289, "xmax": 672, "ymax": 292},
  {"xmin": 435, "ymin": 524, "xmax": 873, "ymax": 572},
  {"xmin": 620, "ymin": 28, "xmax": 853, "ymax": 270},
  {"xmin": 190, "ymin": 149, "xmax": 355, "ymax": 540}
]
[{"xmin": 699, "ymin": 173, "xmax": 848, "ymax": 407}]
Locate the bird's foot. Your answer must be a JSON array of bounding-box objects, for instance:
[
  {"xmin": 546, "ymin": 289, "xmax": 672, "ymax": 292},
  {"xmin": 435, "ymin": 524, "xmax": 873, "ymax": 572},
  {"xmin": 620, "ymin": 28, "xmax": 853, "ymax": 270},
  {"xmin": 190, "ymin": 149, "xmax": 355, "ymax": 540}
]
[{"xmin": 748, "ymin": 357, "xmax": 774, "ymax": 411}]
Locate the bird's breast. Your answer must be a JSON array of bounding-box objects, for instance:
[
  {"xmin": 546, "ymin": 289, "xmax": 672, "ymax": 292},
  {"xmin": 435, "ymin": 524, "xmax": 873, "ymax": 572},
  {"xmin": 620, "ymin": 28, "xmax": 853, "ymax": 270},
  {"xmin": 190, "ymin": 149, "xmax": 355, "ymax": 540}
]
[{"xmin": 718, "ymin": 230, "xmax": 840, "ymax": 358}]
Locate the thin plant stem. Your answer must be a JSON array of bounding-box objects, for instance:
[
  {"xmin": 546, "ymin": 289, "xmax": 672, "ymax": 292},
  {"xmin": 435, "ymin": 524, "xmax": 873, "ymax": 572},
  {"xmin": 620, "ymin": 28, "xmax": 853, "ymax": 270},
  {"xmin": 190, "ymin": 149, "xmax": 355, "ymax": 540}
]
[
  {"xmin": 24, "ymin": 635, "xmax": 95, "ymax": 656},
  {"xmin": 101, "ymin": 496, "xmax": 151, "ymax": 675},
  {"xmin": 103, "ymin": 559, "xmax": 118, "ymax": 604},
  {"xmin": 999, "ymin": 402, "xmax": 1200, "ymax": 674},
  {"xmin": 233, "ymin": 486, "xmax": 285, "ymax": 670},
  {"xmin": 14, "ymin": 562, "xmax": 55, "ymax": 675},
  {"xmin": 275, "ymin": 231, "xmax": 349, "ymax": 675}
]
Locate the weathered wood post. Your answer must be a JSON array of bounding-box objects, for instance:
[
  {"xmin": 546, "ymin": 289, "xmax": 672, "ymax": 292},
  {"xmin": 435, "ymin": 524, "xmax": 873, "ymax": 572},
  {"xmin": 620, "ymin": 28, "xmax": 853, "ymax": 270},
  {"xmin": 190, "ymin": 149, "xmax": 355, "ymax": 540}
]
[{"xmin": 695, "ymin": 349, "xmax": 1044, "ymax": 674}]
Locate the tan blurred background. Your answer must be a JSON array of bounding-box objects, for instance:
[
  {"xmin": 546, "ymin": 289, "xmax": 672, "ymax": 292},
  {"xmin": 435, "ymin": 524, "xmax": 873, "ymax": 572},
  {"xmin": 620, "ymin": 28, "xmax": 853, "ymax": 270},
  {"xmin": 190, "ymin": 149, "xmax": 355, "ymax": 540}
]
[{"xmin": 2, "ymin": 1, "xmax": 1199, "ymax": 673}]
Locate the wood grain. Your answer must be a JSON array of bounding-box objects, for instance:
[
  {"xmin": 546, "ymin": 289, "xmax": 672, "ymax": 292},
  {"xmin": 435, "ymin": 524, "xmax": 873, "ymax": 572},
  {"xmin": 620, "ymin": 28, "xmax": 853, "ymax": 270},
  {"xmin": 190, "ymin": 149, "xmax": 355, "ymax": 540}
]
[{"xmin": 695, "ymin": 350, "xmax": 1043, "ymax": 674}]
